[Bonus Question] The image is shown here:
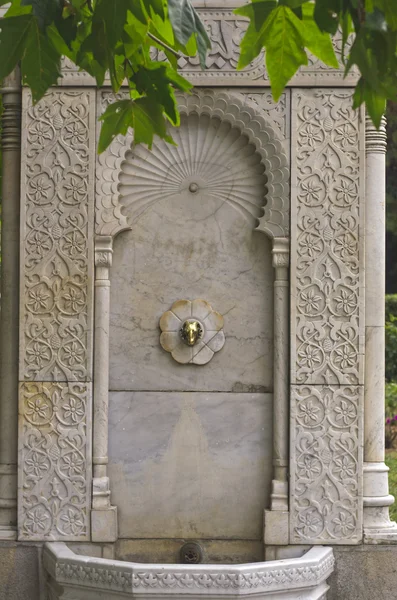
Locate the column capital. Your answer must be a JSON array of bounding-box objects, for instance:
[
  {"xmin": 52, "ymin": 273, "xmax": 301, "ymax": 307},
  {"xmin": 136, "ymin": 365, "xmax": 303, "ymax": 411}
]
[
  {"xmin": 272, "ymin": 237, "xmax": 289, "ymax": 269},
  {"xmin": 365, "ymin": 114, "xmax": 387, "ymax": 155},
  {"xmin": 95, "ymin": 235, "xmax": 113, "ymax": 268}
]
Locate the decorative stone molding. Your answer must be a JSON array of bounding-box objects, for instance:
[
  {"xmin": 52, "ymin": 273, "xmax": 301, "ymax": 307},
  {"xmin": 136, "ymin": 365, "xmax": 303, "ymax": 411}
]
[
  {"xmin": 290, "ymin": 89, "xmax": 364, "ymax": 544},
  {"xmin": 159, "ymin": 299, "xmax": 225, "ymax": 365},
  {"xmin": 97, "ymin": 89, "xmax": 290, "ymax": 241},
  {"xmin": 43, "ymin": 542, "xmax": 334, "ymax": 599},
  {"xmin": 18, "ymin": 382, "xmax": 92, "ymax": 541}
]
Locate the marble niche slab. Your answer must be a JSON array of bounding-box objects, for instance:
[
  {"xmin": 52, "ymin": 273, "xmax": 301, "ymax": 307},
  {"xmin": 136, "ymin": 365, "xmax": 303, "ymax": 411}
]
[{"xmin": 108, "ymin": 392, "xmax": 272, "ymax": 540}]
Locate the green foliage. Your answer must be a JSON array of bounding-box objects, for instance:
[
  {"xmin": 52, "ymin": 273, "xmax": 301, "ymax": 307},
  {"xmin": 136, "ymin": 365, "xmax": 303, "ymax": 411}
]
[
  {"xmin": 386, "ymin": 102, "xmax": 397, "ymax": 293},
  {"xmin": 237, "ymin": 0, "xmax": 397, "ymax": 127},
  {"xmin": 1, "ymin": 0, "xmax": 397, "ymax": 151},
  {"xmin": 385, "ymin": 451, "xmax": 397, "ymax": 519},
  {"xmin": 386, "ymin": 298, "xmax": 397, "ymax": 382},
  {"xmin": 386, "ymin": 382, "xmax": 397, "ymax": 418},
  {"xmin": 0, "ymin": 0, "xmax": 209, "ymax": 151}
]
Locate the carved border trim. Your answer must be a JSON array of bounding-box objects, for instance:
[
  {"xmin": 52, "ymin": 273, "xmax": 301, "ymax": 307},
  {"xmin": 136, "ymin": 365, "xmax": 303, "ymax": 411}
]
[
  {"xmin": 43, "ymin": 543, "xmax": 334, "ymax": 595},
  {"xmin": 95, "ymin": 89, "xmax": 290, "ymax": 240}
]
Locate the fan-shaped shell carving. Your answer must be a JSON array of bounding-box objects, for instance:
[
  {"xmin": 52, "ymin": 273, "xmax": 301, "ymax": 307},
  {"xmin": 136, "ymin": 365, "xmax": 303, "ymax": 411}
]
[
  {"xmin": 118, "ymin": 113, "xmax": 267, "ymax": 227},
  {"xmin": 95, "ymin": 90, "xmax": 290, "ymax": 239}
]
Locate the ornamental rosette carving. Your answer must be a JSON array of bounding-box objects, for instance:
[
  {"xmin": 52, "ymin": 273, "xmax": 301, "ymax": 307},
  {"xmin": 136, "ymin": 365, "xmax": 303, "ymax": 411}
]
[
  {"xmin": 20, "ymin": 89, "xmax": 95, "ymax": 381},
  {"xmin": 18, "ymin": 382, "xmax": 91, "ymax": 541}
]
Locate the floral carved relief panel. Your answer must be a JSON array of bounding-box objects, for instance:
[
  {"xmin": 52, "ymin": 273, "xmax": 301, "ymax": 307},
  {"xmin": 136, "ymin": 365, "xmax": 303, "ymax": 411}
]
[
  {"xmin": 291, "ymin": 89, "xmax": 364, "ymax": 386},
  {"xmin": 20, "ymin": 89, "xmax": 95, "ymax": 381},
  {"xmin": 290, "ymin": 385, "xmax": 362, "ymax": 544},
  {"xmin": 290, "ymin": 89, "xmax": 364, "ymax": 544},
  {"xmin": 18, "ymin": 382, "xmax": 91, "ymax": 540},
  {"xmin": 19, "ymin": 89, "xmax": 95, "ymax": 541}
]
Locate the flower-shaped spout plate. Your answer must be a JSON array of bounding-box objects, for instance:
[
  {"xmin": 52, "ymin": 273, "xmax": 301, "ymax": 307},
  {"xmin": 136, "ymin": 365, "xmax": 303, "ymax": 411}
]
[{"xmin": 159, "ymin": 299, "xmax": 225, "ymax": 365}]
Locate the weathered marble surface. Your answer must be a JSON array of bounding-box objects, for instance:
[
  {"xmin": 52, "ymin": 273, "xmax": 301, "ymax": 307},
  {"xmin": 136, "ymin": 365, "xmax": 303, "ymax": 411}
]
[
  {"xmin": 108, "ymin": 392, "xmax": 272, "ymax": 539},
  {"xmin": 109, "ymin": 113, "xmax": 274, "ymax": 392}
]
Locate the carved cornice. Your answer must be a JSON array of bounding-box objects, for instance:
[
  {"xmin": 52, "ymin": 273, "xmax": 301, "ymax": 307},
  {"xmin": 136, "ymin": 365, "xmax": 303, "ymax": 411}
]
[
  {"xmin": 365, "ymin": 115, "xmax": 387, "ymax": 155},
  {"xmin": 96, "ymin": 89, "xmax": 290, "ymax": 240},
  {"xmin": 43, "ymin": 542, "xmax": 335, "ymax": 596}
]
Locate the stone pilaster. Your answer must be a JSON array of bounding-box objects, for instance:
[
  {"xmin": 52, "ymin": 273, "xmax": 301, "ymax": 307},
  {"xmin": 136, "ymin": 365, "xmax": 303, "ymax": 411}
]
[
  {"xmin": 91, "ymin": 236, "xmax": 117, "ymax": 542},
  {"xmin": 0, "ymin": 68, "xmax": 21, "ymax": 539},
  {"xmin": 363, "ymin": 115, "xmax": 397, "ymax": 541},
  {"xmin": 264, "ymin": 238, "xmax": 290, "ymax": 546}
]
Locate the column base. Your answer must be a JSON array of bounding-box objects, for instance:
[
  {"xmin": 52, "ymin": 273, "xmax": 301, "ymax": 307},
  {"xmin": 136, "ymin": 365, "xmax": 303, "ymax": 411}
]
[
  {"xmin": 91, "ymin": 507, "xmax": 118, "ymax": 543},
  {"xmin": 363, "ymin": 462, "xmax": 397, "ymax": 542},
  {"xmin": 0, "ymin": 525, "xmax": 17, "ymax": 540},
  {"xmin": 269, "ymin": 479, "xmax": 288, "ymax": 511},
  {"xmin": 263, "ymin": 509, "xmax": 289, "ymax": 545}
]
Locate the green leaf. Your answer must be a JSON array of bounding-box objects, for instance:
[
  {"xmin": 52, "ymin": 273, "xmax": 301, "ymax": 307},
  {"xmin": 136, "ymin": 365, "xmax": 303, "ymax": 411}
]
[
  {"xmin": 21, "ymin": 19, "xmax": 61, "ymax": 101},
  {"xmin": 21, "ymin": 0, "xmax": 62, "ymax": 32},
  {"xmin": 301, "ymin": 3, "xmax": 339, "ymax": 68},
  {"xmin": 94, "ymin": 0, "xmax": 130, "ymax": 47},
  {"xmin": 313, "ymin": 0, "xmax": 341, "ymax": 34},
  {"xmin": 263, "ymin": 5, "xmax": 308, "ymax": 101},
  {"xmin": 235, "ymin": 1, "xmax": 277, "ymax": 69},
  {"xmin": 375, "ymin": 0, "xmax": 397, "ymax": 30},
  {"xmin": 0, "ymin": 15, "xmax": 31, "ymax": 79},
  {"xmin": 168, "ymin": 0, "xmax": 210, "ymax": 67},
  {"xmin": 353, "ymin": 77, "xmax": 386, "ymax": 127},
  {"xmin": 98, "ymin": 99, "xmax": 135, "ymax": 153},
  {"xmin": 132, "ymin": 96, "xmax": 173, "ymax": 147}
]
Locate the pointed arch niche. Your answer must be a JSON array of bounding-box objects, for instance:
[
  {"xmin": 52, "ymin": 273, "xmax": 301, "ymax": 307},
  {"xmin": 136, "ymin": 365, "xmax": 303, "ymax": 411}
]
[{"xmin": 92, "ymin": 89, "xmax": 291, "ymax": 550}]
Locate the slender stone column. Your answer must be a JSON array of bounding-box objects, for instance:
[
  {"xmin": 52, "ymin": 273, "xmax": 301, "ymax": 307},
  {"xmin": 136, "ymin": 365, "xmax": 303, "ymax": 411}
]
[
  {"xmin": 264, "ymin": 237, "xmax": 290, "ymax": 546},
  {"xmin": 91, "ymin": 236, "xmax": 117, "ymax": 542},
  {"xmin": 363, "ymin": 115, "xmax": 397, "ymax": 541},
  {"xmin": 0, "ymin": 69, "xmax": 21, "ymax": 539}
]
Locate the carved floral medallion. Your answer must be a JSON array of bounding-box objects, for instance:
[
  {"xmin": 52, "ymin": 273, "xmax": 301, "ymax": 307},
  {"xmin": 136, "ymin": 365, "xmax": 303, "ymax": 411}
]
[{"xmin": 159, "ymin": 299, "xmax": 225, "ymax": 365}]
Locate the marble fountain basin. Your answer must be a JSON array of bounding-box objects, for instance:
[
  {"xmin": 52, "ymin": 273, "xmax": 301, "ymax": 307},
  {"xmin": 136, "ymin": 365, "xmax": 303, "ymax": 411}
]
[{"xmin": 43, "ymin": 543, "xmax": 334, "ymax": 600}]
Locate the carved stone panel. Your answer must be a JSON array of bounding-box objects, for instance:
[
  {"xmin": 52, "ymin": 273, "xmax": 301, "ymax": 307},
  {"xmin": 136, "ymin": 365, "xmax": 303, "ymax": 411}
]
[
  {"xmin": 20, "ymin": 89, "xmax": 95, "ymax": 381},
  {"xmin": 290, "ymin": 385, "xmax": 362, "ymax": 544},
  {"xmin": 18, "ymin": 382, "xmax": 92, "ymax": 541},
  {"xmin": 291, "ymin": 89, "xmax": 364, "ymax": 386},
  {"xmin": 290, "ymin": 89, "xmax": 364, "ymax": 545}
]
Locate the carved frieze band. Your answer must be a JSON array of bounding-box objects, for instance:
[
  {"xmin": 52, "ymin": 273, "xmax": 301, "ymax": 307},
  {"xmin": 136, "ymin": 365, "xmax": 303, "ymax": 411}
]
[
  {"xmin": 96, "ymin": 89, "xmax": 290, "ymax": 240},
  {"xmin": 20, "ymin": 89, "xmax": 95, "ymax": 381},
  {"xmin": 60, "ymin": 9, "xmax": 357, "ymax": 87},
  {"xmin": 18, "ymin": 382, "xmax": 92, "ymax": 541},
  {"xmin": 290, "ymin": 89, "xmax": 364, "ymax": 544}
]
